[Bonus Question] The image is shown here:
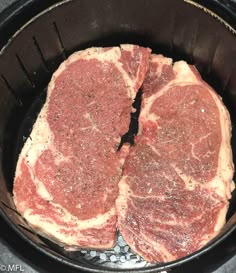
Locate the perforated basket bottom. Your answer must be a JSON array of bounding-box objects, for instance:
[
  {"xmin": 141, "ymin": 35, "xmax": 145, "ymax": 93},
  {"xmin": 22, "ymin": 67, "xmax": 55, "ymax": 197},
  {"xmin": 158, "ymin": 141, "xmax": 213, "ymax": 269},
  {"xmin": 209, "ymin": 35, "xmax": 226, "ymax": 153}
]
[{"xmin": 72, "ymin": 232, "xmax": 151, "ymax": 269}]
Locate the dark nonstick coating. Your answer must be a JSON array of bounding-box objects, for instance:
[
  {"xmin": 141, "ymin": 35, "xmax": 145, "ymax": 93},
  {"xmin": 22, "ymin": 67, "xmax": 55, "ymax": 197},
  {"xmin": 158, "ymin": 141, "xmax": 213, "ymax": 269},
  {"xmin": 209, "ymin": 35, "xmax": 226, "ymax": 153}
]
[{"xmin": 0, "ymin": 0, "xmax": 236, "ymax": 272}]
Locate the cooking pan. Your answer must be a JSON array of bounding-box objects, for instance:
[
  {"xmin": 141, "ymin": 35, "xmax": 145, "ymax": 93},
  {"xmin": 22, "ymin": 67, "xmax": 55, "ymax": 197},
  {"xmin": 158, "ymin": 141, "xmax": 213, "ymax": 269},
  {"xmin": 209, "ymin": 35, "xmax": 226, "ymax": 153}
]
[{"xmin": 0, "ymin": 0, "xmax": 236, "ymax": 272}]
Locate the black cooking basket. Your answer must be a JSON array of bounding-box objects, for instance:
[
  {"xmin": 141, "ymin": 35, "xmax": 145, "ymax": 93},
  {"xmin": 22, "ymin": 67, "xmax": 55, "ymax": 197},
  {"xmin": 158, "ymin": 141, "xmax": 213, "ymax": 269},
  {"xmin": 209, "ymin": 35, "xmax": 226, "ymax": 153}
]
[{"xmin": 0, "ymin": 0, "xmax": 236, "ymax": 272}]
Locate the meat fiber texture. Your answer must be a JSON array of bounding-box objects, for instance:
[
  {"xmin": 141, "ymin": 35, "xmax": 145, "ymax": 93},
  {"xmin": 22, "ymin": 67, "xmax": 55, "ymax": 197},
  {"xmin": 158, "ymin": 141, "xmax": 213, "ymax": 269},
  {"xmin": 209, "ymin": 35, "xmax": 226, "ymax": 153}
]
[
  {"xmin": 13, "ymin": 45, "xmax": 151, "ymax": 249},
  {"xmin": 116, "ymin": 54, "xmax": 235, "ymax": 262},
  {"xmin": 13, "ymin": 45, "xmax": 234, "ymax": 263}
]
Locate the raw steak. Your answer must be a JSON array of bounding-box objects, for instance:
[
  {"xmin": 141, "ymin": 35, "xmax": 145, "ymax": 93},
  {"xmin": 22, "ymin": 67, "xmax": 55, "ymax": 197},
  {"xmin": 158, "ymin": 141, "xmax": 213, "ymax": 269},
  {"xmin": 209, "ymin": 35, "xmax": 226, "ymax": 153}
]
[
  {"xmin": 13, "ymin": 45, "xmax": 151, "ymax": 249},
  {"xmin": 116, "ymin": 54, "xmax": 235, "ymax": 262}
]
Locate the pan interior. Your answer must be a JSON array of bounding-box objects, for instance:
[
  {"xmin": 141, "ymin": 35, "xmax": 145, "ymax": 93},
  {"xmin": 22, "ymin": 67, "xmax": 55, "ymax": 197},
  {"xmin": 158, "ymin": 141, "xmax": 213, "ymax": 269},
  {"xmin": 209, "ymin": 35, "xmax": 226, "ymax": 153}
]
[{"xmin": 0, "ymin": 0, "xmax": 236, "ymax": 271}]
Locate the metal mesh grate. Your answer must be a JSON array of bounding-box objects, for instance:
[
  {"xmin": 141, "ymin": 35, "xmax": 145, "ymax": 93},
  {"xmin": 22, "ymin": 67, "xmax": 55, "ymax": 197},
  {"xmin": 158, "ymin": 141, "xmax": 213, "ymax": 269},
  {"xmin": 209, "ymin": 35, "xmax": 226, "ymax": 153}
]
[{"xmin": 78, "ymin": 232, "xmax": 151, "ymax": 269}]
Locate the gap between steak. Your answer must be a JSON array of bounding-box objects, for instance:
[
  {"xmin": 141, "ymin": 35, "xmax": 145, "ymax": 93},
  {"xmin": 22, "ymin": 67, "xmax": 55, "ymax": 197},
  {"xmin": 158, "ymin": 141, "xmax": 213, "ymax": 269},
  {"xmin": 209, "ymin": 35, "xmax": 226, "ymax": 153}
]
[{"xmin": 118, "ymin": 89, "xmax": 142, "ymax": 150}]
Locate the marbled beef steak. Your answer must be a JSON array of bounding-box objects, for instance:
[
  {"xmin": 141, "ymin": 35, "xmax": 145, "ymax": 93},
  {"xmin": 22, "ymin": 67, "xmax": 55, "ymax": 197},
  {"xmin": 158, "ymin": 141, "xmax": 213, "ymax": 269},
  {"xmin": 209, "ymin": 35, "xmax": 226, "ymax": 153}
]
[
  {"xmin": 13, "ymin": 45, "xmax": 151, "ymax": 249},
  {"xmin": 116, "ymin": 54, "xmax": 234, "ymax": 262},
  {"xmin": 13, "ymin": 47, "xmax": 234, "ymax": 263}
]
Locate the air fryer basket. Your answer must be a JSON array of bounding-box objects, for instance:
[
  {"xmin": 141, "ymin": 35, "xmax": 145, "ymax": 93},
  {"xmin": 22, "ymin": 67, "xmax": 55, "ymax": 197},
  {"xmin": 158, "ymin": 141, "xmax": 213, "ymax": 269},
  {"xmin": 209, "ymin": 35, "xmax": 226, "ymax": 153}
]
[{"xmin": 0, "ymin": 0, "xmax": 236, "ymax": 272}]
